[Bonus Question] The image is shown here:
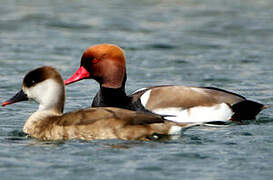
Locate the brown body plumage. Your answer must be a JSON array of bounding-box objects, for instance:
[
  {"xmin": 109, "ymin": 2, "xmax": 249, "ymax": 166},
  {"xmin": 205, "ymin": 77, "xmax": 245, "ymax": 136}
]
[{"xmin": 2, "ymin": 66, "xmax": 190, "ymax": 141}]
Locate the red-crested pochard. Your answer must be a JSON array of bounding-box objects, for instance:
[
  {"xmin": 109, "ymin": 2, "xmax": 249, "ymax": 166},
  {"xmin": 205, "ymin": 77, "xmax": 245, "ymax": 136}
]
[
  {"xmin": 2, "ymin": 66, "xmax": 194, "ymax": 140},
  {"xmin": 65, "ymin": 44, "xmax": 268, "ymax": 124}
]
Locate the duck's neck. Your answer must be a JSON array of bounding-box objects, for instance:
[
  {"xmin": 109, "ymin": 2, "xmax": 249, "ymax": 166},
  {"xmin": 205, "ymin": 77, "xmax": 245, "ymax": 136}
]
[
  {"xmin": 36, "ymin": 80, "xmax": 65, "ymax": 114},
  {"xmin": 38, "ymin": 96, "xmax": 64, "ymax": 115},
  {"xmin": 92, "ymin": 86, "xmax": 131, "ymax": 108},
  {"xmin": 92, "ymin": 74, "xmax": 132, "ymax": 108},
  {"xmin": 23, "ymin": 82, "xmax": 65, "ymax": 135},
  {"xmin": 24, "ymin": 98, "xmax": 64, "ymax": 135}
]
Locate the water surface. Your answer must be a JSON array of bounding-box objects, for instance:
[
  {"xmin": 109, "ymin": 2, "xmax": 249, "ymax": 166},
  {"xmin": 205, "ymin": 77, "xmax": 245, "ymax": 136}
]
[{"xmin": 0, "ymin": 0, "xmax": 273, "ymax": 179}]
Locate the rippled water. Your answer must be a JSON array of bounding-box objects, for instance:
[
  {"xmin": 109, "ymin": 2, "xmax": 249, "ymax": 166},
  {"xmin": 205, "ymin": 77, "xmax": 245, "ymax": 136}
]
[{"xmin": 0, "ymin": 0, "xmax": 273, "ymax": 179}]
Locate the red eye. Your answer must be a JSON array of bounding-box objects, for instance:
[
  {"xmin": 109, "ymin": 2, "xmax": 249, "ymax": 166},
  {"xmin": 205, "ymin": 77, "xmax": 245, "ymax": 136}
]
[{"xmin": 92, "ymin": 58, "xmax": 99, "ymax": 64}]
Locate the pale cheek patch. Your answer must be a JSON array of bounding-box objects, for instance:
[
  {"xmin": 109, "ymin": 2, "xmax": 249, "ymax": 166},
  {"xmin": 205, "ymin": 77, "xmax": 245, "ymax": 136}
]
[
  {"xmin": 153, "ymin": 103, "xmax": 234, "ymax": 124},
  {"xmin": 140, "ymin": 89, "xmax": 151, "ymax": 107},
  {"xmin": 24, "ymin": 79, "xmax": 62, "ymax": 110}
]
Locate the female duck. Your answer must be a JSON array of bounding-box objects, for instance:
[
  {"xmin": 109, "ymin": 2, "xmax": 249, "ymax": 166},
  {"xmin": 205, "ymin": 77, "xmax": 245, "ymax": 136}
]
[{"xmin": 2, "ymin": 66, "xmax": 191, "ymax": 140}]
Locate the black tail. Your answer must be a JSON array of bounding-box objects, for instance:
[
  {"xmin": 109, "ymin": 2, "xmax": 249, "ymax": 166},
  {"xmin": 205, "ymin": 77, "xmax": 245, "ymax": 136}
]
[{"xmin": 231, "ymin": 100, "xmax": 265, "ymax": 121}]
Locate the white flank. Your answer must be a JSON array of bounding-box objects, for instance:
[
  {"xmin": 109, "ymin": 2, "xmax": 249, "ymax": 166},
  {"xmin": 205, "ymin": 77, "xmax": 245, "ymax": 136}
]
[
  {"xmin": 140, "ymin": 89, "xmax": 151, "ymax": 107},
  {"xmin": 153, "ymin": 103, "xmax": 233, "ymax": 123},
  {"xmin": 154, "ymin": 103, "xmax": 233, "ymax": 134}
]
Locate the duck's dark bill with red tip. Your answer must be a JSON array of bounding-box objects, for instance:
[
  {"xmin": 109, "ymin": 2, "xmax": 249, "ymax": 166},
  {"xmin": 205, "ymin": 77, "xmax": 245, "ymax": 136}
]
[
  {"xmin": 64, "ymin": 66, "xmax": 90, "ymax": 85},
  {"xmin": 2, "ymin": 89, "xmax": 28, "ymax": 106}
]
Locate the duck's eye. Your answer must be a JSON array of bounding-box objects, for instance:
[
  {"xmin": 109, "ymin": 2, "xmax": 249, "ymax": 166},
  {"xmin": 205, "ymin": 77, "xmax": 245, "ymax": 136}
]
[
  {"xmin": 92, "ymin": 58, "xmax": 99, "ymax": 64},
  {"xmin": 31, "ymin": 80, "xmax": 36, "ymax": 85}
]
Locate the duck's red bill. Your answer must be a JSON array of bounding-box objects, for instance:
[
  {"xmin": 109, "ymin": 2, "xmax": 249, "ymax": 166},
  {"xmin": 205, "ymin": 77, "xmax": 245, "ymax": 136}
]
[
  {"xmin": 64, "ymin": 66, "xmax": 90, "ymax": 85},
  {"xmin": 2, "ymin": 89, "xmax": 28, "ymax": 107}
]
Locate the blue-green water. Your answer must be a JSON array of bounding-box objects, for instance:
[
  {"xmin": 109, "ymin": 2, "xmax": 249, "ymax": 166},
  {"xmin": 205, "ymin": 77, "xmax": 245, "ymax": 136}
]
[{"xmin": 0, "ymin": 0, "xmax": 273, "ymax": 179}]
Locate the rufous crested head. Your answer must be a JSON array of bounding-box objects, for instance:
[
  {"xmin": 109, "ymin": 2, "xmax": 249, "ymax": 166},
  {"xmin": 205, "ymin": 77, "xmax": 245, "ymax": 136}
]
[{"xmin": 65, "ymin": 44, "xmax": 127, "ymax": 88}]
